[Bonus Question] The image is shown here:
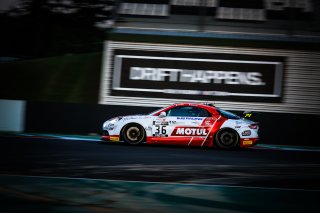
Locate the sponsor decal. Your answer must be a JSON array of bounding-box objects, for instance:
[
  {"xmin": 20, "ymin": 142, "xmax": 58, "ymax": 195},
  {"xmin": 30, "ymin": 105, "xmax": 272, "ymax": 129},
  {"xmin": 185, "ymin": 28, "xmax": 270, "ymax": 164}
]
[
  {"xmin": 123, "ymin": 117, "xmax": 134, "ymax": 121},
  {"xmin": 110, "ymin": 136, "xmax": 120, "ymax": 141},
  {"xmin": 153, "ymin": 133, "xmax": 168, "ymax": 137},
  {"xmin": 244, "ymin": 113, "xmax": 252, "ymax": 118},
  {"xmin": 106, "ymin": 123, "xmax": 115, "ymax": 130},
  {"xmin": 201, "ymin": 117, "xmax": 217, "ymax": 126},
  {"xmin": 177, "ymin": 117, "xmax": 203, "ymax": 120},
  {"xmin": 243, "ymin": 140, "xmax": 253, "ymax": 145},
  {"xmin": 205, "ymin": 121, "xmax": 211, "ymax": 125},
  {"xmin": 123, "ymin": 116, "xmax": 150, "ymax": 121},
  {"xmin": 171, "ymin": 127, "xmax": 209, "ymax": 136},
  {"xmin": 242, "ymin": 130, "xmax": 251, "ymax": 136},
  {"xmin": 153, "ymin": 121, "xmax": 169, "ymax": 125},
  {"xmin": 153, "ymin": 121, "xmax": 161, "ymax": 125}
]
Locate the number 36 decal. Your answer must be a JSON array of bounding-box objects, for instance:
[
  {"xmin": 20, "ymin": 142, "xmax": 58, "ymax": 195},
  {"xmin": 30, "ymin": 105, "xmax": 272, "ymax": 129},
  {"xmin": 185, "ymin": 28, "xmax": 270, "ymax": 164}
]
[{"xmin": 155, "ymin": 125, "xmax": 167, "ymax": 135}]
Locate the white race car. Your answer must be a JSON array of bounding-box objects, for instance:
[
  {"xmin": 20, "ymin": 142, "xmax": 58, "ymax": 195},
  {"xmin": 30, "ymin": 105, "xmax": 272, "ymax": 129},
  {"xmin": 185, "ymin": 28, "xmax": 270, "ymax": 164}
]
[{"xmin": 101, "ymin": 103, "xmax": 260, "ymax": 149}]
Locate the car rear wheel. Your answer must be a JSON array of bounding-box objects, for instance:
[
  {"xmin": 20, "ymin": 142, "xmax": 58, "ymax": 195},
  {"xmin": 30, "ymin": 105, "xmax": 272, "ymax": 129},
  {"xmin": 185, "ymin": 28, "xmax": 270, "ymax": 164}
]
[
  {"xmin": 122, "ymin": 123, "xmax": 145, "ymax": 145},
  {"xmin": 215, "ymin": 128, "xmax": 239, "ymax": 150}
]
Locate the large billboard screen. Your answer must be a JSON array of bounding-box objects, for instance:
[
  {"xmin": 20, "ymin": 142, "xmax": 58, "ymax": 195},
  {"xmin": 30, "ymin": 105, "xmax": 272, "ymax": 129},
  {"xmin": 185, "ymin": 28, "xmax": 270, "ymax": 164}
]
[{"xmin": 111, "ymin": 49, "xmax": 284, "ymax": 102}]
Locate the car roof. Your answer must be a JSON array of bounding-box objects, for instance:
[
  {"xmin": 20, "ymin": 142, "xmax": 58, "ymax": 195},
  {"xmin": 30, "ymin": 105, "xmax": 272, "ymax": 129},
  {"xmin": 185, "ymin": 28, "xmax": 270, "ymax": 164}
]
[
  {"xmin": 170, "ymin": 102, "xmax": 215, "ymax": 107},
  {"xmin": 168, "ymin": 102, "xmax": 219, "ymax": 114},
  {"xmin": 151, "ymin": 102, "xmax": 220, "ymax": 116}
]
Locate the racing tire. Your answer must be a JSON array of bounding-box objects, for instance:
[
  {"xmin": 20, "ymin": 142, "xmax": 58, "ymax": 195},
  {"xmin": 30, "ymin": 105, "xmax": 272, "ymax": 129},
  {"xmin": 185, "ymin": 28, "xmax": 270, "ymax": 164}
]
[
  {"xmin": 215, "ymin": 128, "xmax": 239, "ymax": 150},
  {"xmin": 121, "ymin": 123, "xmax": 146, "ymax": 145}
]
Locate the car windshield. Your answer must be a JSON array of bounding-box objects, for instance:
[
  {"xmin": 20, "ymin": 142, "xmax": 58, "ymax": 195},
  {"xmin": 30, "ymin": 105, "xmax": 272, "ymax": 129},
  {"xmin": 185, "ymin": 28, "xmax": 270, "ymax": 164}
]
[{"xmin": 216, "ymin": 108, "xmax": 241, "ymax": 119}]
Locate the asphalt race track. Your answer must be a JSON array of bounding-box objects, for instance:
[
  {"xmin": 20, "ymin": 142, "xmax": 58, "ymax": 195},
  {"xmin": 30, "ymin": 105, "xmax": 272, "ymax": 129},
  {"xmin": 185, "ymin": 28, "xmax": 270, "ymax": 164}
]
[{"xmin": 0, "ymin": 133, "xmax": 320, "ymax": 212}]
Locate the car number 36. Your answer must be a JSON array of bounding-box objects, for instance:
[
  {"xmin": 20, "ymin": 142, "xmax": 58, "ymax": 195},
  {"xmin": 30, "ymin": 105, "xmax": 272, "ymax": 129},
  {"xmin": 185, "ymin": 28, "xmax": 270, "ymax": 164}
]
[{"xmin": 153, "ymin": 125, "xmax": 167, "ymax": 136}]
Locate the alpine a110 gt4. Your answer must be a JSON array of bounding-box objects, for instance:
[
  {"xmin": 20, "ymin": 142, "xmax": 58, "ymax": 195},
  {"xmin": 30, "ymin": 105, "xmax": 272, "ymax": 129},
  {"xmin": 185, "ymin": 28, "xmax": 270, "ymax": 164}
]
[{"xmin": 101, "ymin": 103, "xmax": 259, "ymax": 149}]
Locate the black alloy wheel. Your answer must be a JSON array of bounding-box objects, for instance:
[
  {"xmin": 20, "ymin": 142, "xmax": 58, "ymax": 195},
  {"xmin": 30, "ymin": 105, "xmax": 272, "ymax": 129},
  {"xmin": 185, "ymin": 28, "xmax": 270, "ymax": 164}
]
[
  {"xmin": 122, "ymin": 124, "xmax": 145, "ymax": 145},
  {"xmin": 215, "ymin": 128, "xmax": 239, "ymax": 150}
]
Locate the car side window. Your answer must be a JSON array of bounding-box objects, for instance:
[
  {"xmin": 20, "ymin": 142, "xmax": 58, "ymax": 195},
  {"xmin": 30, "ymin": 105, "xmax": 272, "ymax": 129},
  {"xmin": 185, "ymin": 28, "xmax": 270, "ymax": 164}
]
[
  {"xmin": 198, "ymin": 108, "xmax": 211, "ymax": 117},
  {"xmin": 166, "ymin": 106, "xmax": 211, "ymax": 117}
]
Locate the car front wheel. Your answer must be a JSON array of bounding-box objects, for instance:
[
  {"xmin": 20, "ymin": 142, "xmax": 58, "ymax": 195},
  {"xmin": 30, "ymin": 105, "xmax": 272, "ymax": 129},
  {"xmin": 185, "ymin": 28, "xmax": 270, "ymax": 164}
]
[{"xmin": 122, "ymin": 123, "xmax": 145, "ymax": 145}]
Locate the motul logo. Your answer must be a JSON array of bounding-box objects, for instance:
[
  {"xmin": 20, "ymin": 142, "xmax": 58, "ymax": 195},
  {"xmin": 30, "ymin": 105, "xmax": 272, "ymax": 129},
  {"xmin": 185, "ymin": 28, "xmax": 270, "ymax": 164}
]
[{"xmin": 172, "ymin": 127, "xmax": 208, "ymax": 136}]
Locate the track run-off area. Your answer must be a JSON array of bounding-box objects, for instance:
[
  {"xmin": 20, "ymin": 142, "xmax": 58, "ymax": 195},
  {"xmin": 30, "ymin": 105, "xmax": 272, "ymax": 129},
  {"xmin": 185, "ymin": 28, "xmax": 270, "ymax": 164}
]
[{"xmin": 0, "ymin": 133, "xmax": 319, "ymax": 212}]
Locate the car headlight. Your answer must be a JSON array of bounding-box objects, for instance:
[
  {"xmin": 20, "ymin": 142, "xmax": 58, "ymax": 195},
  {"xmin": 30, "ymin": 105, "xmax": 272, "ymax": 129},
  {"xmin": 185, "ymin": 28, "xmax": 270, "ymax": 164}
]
[
  {"xmin": 103, "ymin": 121, "xmax": 109, "ymax": 129},
  {"xmin": 108, "ymin": 116, "xmax": 122, "ymax": 123}
]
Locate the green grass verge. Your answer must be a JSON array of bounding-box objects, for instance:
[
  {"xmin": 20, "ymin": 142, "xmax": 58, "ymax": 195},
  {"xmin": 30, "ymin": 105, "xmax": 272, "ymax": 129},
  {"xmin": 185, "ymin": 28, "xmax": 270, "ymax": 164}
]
[{"xmin": 0, "ymin": 52, "xmax": 102, "ymax": 104}]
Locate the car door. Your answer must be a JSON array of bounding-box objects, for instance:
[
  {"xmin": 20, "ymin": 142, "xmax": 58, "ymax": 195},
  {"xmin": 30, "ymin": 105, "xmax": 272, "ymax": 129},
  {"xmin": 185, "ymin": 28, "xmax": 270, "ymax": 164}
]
[{"xmin": 151, "ymin": 106, "xmax": 212, "ymax": 146}]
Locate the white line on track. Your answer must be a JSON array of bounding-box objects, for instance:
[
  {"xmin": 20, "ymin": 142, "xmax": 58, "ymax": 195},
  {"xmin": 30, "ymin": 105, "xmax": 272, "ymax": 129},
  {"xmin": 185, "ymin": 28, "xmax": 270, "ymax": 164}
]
[
  {"xmin": 254, "ymin": 144, "xmax": 320, "ymax": 152},
  {"xmin": 16, "ymin": 133, "xmax": 101, "ymax": 142}
]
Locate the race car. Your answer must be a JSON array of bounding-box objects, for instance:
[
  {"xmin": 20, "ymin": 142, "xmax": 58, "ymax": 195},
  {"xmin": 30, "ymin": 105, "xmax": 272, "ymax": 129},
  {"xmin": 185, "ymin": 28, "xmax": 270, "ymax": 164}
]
[{"xmin": 101, "ymin": 103, "xmax": 260, "ymax": 149}]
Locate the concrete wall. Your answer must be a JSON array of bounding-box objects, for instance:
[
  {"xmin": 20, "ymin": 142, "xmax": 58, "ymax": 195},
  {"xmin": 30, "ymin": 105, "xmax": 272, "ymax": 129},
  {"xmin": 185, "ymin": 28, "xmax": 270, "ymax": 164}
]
[
  {"xmin": 0, "ymin": 99, "xmax": 25, "ymax": 132},
  {"xmin": 24, "ymin": 100, "xmax": 319, "ymax": 147},
  {"xmin": 1, "ymin": 99, "xmax": 318, "ymax": 146}
]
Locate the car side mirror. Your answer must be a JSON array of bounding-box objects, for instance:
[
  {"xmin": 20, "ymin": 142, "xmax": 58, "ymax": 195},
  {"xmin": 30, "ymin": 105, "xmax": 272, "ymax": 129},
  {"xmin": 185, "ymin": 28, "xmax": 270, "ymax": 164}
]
[{"xmin": 158, "ymin": 111, "xmax": 166, "ymax": 118}]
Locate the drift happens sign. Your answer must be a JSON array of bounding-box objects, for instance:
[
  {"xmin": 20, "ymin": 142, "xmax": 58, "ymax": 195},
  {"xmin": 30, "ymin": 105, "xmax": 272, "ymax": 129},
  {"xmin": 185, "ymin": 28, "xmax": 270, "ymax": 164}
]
[{"xmin": 110, "ymin": 49, "xmax": 284, "ymax": 102}]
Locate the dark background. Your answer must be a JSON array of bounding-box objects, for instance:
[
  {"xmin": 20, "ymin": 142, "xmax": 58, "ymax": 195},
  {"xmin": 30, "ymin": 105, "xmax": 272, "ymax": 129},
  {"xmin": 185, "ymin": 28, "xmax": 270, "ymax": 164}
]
[{"xmin": 0, "ymin": 0, "xmax": 319, "ymax": 147}]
